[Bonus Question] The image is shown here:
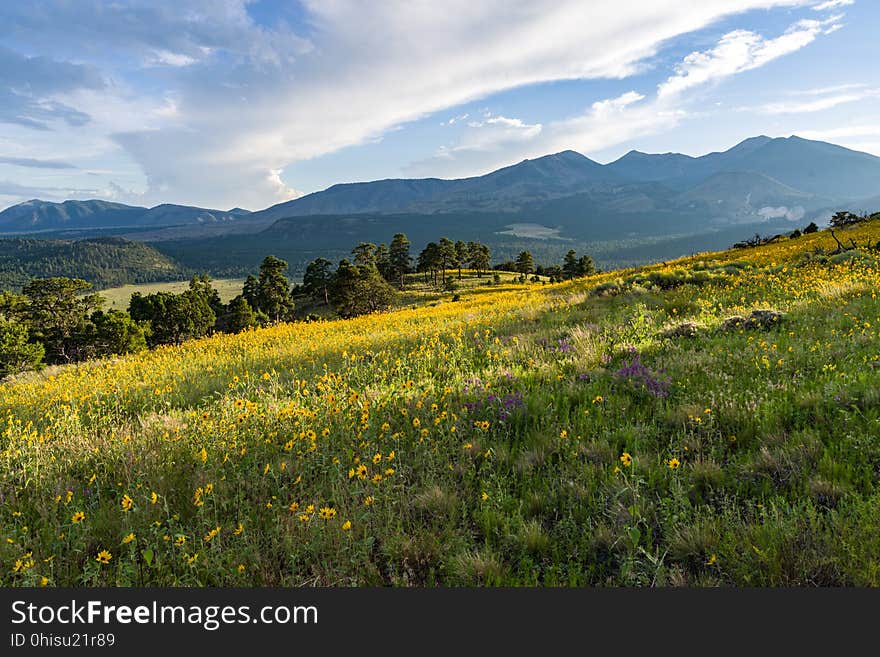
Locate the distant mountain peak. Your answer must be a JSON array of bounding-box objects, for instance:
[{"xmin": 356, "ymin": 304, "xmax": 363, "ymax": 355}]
[{"xmin": 551, "ymin": 149, "xmax": 588, "ymax": 160}]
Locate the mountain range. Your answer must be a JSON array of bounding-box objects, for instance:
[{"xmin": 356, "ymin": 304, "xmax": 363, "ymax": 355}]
[
  {"xmin": 1, "ymin": 134, "xmax": 878, "ymax": 276},
  {"xmin": 251, "ymin": 135, "xmax": 879, "ymax": 221},
  {"xmin": 0, "ymin": 199, "xmax": 253, "ymax": 234}
]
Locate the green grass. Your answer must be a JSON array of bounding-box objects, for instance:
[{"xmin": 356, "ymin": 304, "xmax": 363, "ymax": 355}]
[
  {"xmin": 98, "ymin": 278, "xmax": 245, "ymax": 309},
  {"xmin": 3, "ymin": 223, "xmax": 880, "ymax": 587}
]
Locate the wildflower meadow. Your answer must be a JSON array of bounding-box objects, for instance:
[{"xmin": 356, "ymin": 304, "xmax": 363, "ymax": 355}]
[{"xmin": 3, "ymin": 221, "xmax": 880, "ymax": 586}]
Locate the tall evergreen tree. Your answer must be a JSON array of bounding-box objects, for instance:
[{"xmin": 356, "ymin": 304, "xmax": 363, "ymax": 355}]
[
  {"xmin": 303, "ymin": 257, "xmax": 335, "ymax": 305},
  {"xmin": 562, "ymin": 250, "xmax": 595, "ymax": 279},
  {"xmin": 515, "ymin": 251, "xmax": 535, "ymax": 276},
  {"xmin": 577, "ymin": 254, "xmax": 596, "ymax": 277},
  {"xmin": 563, "ymin": 249, "xmax": 580, "ymax": 280},
  {"xmin": 255, "ymin": 255, "xmax": 294, "ymax": 322},
  {"xmin": 467, "ymin": 241, "xmax": 491, "ymax": 277},
  {"xmin": 417, "ymin": 242, "xmax": 442, "ymax": 286},
  {"xmin": 388, "ymin": 233, "xmax": 412, "ymax": 288},
  {"xmin": 375, "ymin": 243, "xmax": 392, "ymax": 280},
  {"xmin": 438, "ymin": 238, "xmax": 456, "ymax": 284},
  {"xmin": 242, "ymin": 274, "xmax": 260, "ymax": 310},
  {"xmin": 453, "ymin": 240, "xmax": 468, "ymax": 279},
  {"xmin": 329, "ymin": 259, "xmax": 397, "ymax": 318},
  {"xmin": 351, "ymin": 242, "xmax": 377, "ymax": 267},
  {"xmin": 188, "ymin": 274, "xmax": 224, "ymax": 319}
]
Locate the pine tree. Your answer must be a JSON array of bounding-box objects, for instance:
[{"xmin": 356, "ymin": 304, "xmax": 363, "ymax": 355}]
[
  {"xmin": 467, "ymin": 242, "xmax": 491, "ymax": 277},
  {"xmin": 454, "ymin": 240, "xmax": 468, "ymax": 279},
  {"xmin": 515, "ymin": 251, "xmax": 534, "ymax": 276},
  {"xmin": 388, "ymin": 233, "xmax": 412, "ymax": 288},
  {"xmin": 417, "ymin": 242, "xmax": 442, "ymax": 286},
  {"xmin": 225, "ymin": 296, "xmax": 258, "ymax": 333},
  {"xmin": 303, "ymin": 258, "xmax": 334, "ymax": 305},
  {"xmin": 438, "ymin": 238, "xmax": 456, "ymax": 284},
  {"xmin": 22, "ymin": 277, "xmax": 103, "ymax": 363},
  {"xmin": 375, "ymin": 243, "xmax": 392, "ymax": 280},
  {"xmin": 351, "ymin": 242, "xmax": 377, "ymax": 267},
  {"xmin": 255, "ymin": 256, "xmax": 294, "ymax": 322},
  {"xmin": 563, "ymin": 250, "xmax": 579, "ymax": 280}
]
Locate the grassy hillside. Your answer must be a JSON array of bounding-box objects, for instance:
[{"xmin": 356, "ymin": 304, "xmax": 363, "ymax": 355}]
[
  {"xmin": 0, "ymin": 236, "xmax": 187, "ymax": 291},
  {"xmin": 2, "ymin": 221, "xmax": 880, "ymax": 586}
]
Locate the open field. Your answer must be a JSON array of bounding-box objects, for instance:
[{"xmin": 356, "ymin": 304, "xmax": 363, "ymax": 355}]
[
  {"xmin": 2, "ymin": 222, "xmax": 880, "ymax": 586},
  {"xmin": 98, "ymin": 278, "xmax": 245, "ymax": 309}
]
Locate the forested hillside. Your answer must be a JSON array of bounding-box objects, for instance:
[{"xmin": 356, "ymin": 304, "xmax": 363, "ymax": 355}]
[{"xmin": 0, "ymin": 237, "xmax": 186, "ymax": 291}]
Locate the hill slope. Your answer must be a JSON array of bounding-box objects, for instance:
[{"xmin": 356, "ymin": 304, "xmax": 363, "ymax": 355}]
[
  {"xmin": 675, "ymin": 171, "xmax": 824, "ymax": 222},
  {"xmin": 3, "ymin": 219, "xmax": 880, "ymax": 586},
  {"xmin": 0, "ymin": 236, "xmax": 187, "ymax": 291}
]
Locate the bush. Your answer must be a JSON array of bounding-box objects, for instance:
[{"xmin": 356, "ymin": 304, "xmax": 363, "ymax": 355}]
[
  {"xmin": 591, "ymin": 279, "xmax": 625, "ymax": 297},
  {"xmin": 0, "ymin": 317, "xmax": 44, "ymax": 377}
]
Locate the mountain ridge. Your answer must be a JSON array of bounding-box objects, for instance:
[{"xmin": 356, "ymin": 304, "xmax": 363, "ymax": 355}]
[
  {"xmin": 0, "ymin": 199, "xmax": 254, "ymax": 233},
  {"xmin": 2, "ymin": 135, "xmax": 879, "ymax": 239}
]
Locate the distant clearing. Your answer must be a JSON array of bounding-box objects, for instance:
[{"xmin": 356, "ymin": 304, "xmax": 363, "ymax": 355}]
[
  {"xmin": 497, "ymin": 223, "xmax": 567, "ymax": 240},
  {"xmin": 99, "ymin": 278, "xmax": 244, "ymax": 309}
]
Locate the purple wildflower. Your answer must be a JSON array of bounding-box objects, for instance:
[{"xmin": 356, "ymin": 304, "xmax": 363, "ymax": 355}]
[{"xmin": 614, "ymin": 353, "xmax": 670, "ymax": 398}]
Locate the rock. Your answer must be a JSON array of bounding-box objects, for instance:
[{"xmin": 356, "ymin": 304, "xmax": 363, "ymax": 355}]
[
  {"xmin": 661, "ymin": 321, "xmax": 701, "ymax": 339},
  {"xmin": 720, "ymin": 315, "xmax": 747, "ymax": 331},
  {"xmin": 720, "ymin": 309, "xmax": 784, "ymax": 332},
  {"xmin": 744, "ymin": 309, "xmax": 784, "ymax": 329}
]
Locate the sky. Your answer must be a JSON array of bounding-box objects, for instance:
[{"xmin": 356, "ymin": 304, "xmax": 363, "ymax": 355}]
[{"xmin": 0, "ymin": 0, "xmax": 877, "ymax": 212}]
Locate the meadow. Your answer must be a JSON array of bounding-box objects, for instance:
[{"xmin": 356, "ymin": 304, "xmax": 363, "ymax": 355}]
[
  {"xmin": 98, "ymin": 278, "xmax": 245, "ymax": 310},
  {"xmin": 2, "ymin": 221, "xmax": 880, "ymax": 586}
]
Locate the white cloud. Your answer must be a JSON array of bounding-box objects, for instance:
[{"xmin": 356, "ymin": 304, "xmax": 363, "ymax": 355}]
[
  {"xmin": 454, "ymin": 114, "xmax": 543, "ymax": 150},
  {"xmin": 755, "ymin": 90, "xmax": 876, "ymax": 113},
  {"xmin": 147, "ymin": 50, "xmax": 197, "ymax": 67},
  {"xmin": 788, "ymin": 82, "xmax": 867, "ymax": 95},
  {"xmin": 443, "ymin": 113, "xmax": 470, "ymax": 126},
  {"xmin": 759, "ymin": 205, "xmax": 806, "ymax": 220},
  {"xmin": 841, "ymin": 142, "xmax": 880, "ymax": 157},
  {"xmin": 793, "ymin": 125, "xmax": 880, "ymax": 156},
  {"xmin": 407, "ymin": 91, "xmax": 680, "ymax": 178},
  {"xmin": 658, "ymin": 17, "xmax": 840, "ymax": 99},
  {"xmin": 540, "ymin": 92, "xmax": 684, "ymax": 158},
  {"xmin": 0, "ymin": 0, "xmax": 833, "ymax": 208},
  {"xmin": 407, "ymin": 14, "xmax": 839, "ymax": 178},
  {"xmin": 813, "ymin": 0, "xmax": 854, "ymax": 10},
  {"xmin": 797, "ymin": 125, "xmax": 880, "ymax": 140}
]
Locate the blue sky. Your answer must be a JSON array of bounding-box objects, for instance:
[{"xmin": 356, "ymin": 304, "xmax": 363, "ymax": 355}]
[{"xmin": 0, "ymin": 0, "xmax": 877, "ymax": 211}]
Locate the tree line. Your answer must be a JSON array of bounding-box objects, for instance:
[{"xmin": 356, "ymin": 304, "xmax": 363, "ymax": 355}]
[{"xmin": 1, "ymin": 232, "xmax": 597, "ymax": 378}]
